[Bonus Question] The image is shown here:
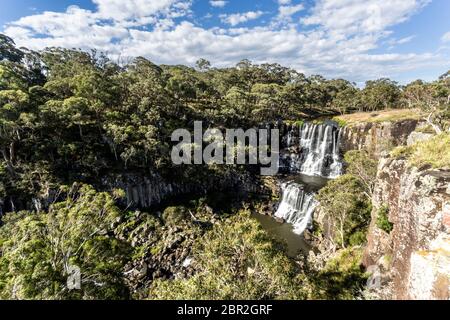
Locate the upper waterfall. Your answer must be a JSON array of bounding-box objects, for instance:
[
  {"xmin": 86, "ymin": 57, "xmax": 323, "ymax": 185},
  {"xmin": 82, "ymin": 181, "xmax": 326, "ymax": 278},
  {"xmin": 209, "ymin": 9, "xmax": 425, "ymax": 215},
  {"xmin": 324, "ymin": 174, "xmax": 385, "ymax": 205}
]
[
  {"xmin": 280, "ymin": 122, "xmax": 343, "ymax": 178},
  {"xmin": 274, "ymin": 181, "xmax": 317, "ymax": 235}
]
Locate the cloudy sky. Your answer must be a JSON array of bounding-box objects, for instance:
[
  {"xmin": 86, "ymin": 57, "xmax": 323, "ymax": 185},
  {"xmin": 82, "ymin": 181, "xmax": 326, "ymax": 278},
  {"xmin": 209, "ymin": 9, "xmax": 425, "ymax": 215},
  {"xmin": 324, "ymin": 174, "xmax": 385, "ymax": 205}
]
[{"xmin": 1, "ymin": 0, "xmax": 449, "ymax": 84}]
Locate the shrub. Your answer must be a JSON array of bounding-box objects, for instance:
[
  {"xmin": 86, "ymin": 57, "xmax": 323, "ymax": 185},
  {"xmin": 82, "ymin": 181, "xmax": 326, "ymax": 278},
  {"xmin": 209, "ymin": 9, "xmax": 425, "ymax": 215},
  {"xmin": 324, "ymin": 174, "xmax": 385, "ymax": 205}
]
[
  {"xmin": 348, "ymin": 231, "xmax": 367, "ymax": 246},
  {"xmin": 376, "ymin": 205, "xmax": 393, "ymax": 233},
  {"xmin": 162, "ymin": 206, "xmax": 188, "ymax": 225},
  {"xmin": 333, "ymin": 117, "xmax": 348, "ymax": 127},
  {"xmin": 307, "ymin": 247, "xmax": 368, "ymax": 300},
  {"xmin": 294, "ymin": 119, "xmax": 305, "ymax": 127}
]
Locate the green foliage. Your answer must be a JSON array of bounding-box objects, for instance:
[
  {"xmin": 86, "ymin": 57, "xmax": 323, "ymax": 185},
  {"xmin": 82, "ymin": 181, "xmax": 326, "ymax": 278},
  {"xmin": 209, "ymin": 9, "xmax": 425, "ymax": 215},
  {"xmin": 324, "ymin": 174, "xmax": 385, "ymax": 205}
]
[
  {"xmin": 162, "ymin": 206, "xmax": 189, "ymax": 225},
  {"xmin": 333, "ymin": 117, "xmax": 348, "ymax": 127},
  {"xmin": 0, "ymin": 184, "xmax": 131, "ymax": 299},
  {"xmin": 376, "ymin": 205, "xmax": 393, "ymax": 234},
  {"xmin": 150, "ymin": 210, "xmax": 307, "ymax": 300},
  {"xmin": 348, "ymin": 231, "xmax": 367, "ymax": 246},
  {"xmin": 0, "ymin": 35, "xmax": 448, "ymax": 301},
  {"xmin": 307, "ymin": 247, "xmax": 368, "ymax": 300},
  {"xmin": 391, "ymin": 133, "xmax": 450, "ymax": 169},
  {"xmin": 402, "ymin": 75, "xmax": 450, "ymax": 133},
  {"xmin": 0, "ymin": 37, "xmax": 447, "ymax": 211},
  {"xmin": 317, "ymin": 175, "xmax": 372, "ymax": 248},
  {"xmin": 360, "ymin": 78, "xmax": 402, "ymax": 111},
  {"xmin": 344, "ymin": 150, "xmax": 378, "ymax": 198}
]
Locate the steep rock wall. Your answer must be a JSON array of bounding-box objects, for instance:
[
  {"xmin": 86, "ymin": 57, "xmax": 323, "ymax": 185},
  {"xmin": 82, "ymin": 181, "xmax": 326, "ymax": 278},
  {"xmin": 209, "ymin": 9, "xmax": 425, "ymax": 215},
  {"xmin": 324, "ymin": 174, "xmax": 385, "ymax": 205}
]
[
  {"xmin": 102, "ymin": 170, "xmax": 266, "ymax": 209},
  {"xmin": 339, "ymin": 120, "xmax": 420, "ymax": 157},
  {"xmin": 363, "ymin": 158, "xmax": 450, "ymax": 299}
]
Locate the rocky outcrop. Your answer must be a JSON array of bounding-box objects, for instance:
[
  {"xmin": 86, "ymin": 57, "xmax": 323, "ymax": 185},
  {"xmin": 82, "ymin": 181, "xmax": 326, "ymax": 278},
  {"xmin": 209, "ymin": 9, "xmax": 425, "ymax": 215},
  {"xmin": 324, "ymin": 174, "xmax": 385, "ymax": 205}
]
[
  {"xmin": 339, "ymin": 120, "xmax": 420, "ymax": 157},
  {"xmin": 102, "ymin": 170, "xmax": 266, "ymax": 209},
  {"xmin": 363, "ymin": 157, "xmax": 450, "ymax": 300},
  {"xmin": 407, "ymin": 131, "xmax": 434, "ymax": 146}
]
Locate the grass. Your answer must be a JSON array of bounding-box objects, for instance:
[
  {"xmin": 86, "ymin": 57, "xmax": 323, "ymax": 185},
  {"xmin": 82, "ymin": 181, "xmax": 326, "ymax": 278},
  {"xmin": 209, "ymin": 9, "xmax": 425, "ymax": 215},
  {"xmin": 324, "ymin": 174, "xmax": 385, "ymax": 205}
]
[
  {"xmin": 390, "ymin": 133, "xmax": 450, "ymax": 169},
  {"xmin": 333, "ymin": 108, "xmax": 424, "ymax": 127}
]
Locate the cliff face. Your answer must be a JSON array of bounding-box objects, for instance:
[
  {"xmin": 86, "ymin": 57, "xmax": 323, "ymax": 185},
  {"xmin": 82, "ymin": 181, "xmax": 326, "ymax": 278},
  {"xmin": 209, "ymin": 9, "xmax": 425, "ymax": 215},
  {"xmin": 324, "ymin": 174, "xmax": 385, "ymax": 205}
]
[
  {"xmin": 339, "ymin": 120, "xmax": 419, "ymax": 157},
  {"xmin": 102, "ymin": 170, "xmax": 266, "ymax": 209},
  {"xmin": 363, "ymin": 158, "xmax": 450, "ymax": 300}
]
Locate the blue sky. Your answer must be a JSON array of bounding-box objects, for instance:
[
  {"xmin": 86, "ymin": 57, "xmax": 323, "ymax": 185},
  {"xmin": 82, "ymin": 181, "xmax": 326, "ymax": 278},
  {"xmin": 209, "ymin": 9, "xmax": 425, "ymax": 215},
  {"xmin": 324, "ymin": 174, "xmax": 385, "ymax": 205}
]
[{"xmin": 1, "ymin": 0, "xmax": 449, "ymax": 85}]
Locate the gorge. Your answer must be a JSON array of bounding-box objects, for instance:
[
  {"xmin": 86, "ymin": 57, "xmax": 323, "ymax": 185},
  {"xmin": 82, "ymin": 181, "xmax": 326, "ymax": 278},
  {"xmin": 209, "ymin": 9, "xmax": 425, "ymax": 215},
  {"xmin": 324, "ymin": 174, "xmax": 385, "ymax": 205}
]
[
  {"xmin": 257, "ymin": 117, "xmax": 449, "ymax": 300},
  {"xmin": 1, "ymin": 34, "xmax": 449, "ymax": 300}
]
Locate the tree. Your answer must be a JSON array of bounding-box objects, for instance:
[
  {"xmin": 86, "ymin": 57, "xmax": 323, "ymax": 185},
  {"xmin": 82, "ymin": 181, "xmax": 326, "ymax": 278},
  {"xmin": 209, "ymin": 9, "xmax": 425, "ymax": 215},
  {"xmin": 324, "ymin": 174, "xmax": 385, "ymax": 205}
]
[
  {"xmin": 150, "ymin": 210, "xmax": 307, "ymax": 300},
  {"xmin": 344, "ymin": 150, "xmax": 378, "ymax": 199},
  {"xmin": 402, "ymin": 75, "xmax": 450, "ymax": 134},
  {"xmin": 195, "ymin": 58, "xmax": 211, "ymax": 71},
  {"xmin": 333, "ymin": 86, "xmax": 359, "ymax": 115},
  {"xmin": 361, "ymin": 78, "xmax": 401, "ymax": 111},
  {"xmin": 0, "ymin": 34, "xmax": 24, "ymax": 63},
  {"xmin": 0, "ymin": 184, "xmax": 131, "ymax": 299},
  {"xmin": 316, "ymin": 175, "xmax": 372, "ymax": 248}
]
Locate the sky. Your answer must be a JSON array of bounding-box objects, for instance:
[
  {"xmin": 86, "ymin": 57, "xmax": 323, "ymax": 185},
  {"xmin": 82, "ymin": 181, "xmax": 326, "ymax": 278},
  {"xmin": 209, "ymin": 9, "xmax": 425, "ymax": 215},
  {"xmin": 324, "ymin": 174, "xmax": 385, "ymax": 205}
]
[{"xmin": 1, "ymin": 0, "xmax": 449, "ymax": 85}]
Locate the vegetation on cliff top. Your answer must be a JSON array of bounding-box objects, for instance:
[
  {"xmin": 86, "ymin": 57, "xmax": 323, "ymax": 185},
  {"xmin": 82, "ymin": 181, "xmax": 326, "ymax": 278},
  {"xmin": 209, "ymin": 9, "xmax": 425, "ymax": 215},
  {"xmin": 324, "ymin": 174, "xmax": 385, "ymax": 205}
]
[
  {"xmin": 391, "ymin": 133, "xmax": 450, "ymax": 169},
  {"xmin": 333, "ymin": 108, "xmax": 424, "ymax": 127}
]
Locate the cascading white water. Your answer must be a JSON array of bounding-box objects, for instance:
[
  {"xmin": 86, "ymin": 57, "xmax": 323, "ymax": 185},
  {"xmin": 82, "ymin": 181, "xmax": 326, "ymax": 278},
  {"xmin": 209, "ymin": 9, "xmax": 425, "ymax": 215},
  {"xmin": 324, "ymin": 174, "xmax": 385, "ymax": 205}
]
[
  {"xmin": 274, "ymin": 181, "xmax": 317, "ymax": 235},
  {"xmin": 282, "ymin": 122, "xmax": 343, "ymax": 178},
  {"xmin": 274, "ymin": 122, "xmax": 344, "ymax": 237},
  {"xmin": 298, "ymin": 122, "xmax": 343, "ymax": 178}
]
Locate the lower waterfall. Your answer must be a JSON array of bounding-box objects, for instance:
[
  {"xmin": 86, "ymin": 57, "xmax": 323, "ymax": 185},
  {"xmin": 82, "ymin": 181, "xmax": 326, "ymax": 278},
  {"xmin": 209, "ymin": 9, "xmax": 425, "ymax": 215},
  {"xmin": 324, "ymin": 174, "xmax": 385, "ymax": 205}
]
[{"xmin": 274, "ymin": 181, "xmax": 317, "ymax": 235}]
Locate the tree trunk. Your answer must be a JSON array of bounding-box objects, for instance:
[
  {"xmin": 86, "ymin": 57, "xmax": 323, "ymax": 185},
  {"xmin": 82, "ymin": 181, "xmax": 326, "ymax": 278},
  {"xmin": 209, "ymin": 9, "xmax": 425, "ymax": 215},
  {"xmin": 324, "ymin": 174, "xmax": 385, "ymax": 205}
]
[{"xmin": 426, "ymin": 111, "xmax": 442, "ymax": 135}]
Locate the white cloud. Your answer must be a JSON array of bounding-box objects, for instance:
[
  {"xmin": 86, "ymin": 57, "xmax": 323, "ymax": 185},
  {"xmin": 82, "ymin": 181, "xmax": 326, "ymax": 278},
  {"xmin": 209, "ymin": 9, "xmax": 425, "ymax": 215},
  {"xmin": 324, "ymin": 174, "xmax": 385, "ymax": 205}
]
[
  {"xmin": 92, "ymin": 0, "xmax": 189, "ymax": 21},
  {"xmin": 442, "ymin": 31, "xmax": 450, "ymax": 43},
  {"xmin": 3, "ymin": 0, "xmax": 447, "ymax": 83},
  {"xmin": 387, "ymin": 35, "xmax": 415, "ymax": 48},
  {"xmin": 220, "ymin": 11, "xmax": 264, "ymax": 26},
  {"xmin": 209, "ymin": 1, "xmax": 227, "ymax": 8},
  {"xmin": 396, "ymin": 35, "xmax": 415, "ymax": 44},
  {"xmin": 302, "ymin": 0, "xmax": 430, "ymax": 35},
  {"xmin": 278, "ymin": 4, "xmax": 304, "ymax": 18},
  {"xmin": 278, "ymin": 0, "xmax": 292, "ymax": 5}
]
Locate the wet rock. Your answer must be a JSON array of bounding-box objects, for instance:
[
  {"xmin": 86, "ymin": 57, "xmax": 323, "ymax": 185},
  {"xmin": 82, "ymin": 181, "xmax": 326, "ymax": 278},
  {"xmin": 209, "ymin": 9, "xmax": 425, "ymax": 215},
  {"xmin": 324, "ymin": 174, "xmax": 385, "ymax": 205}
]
[{"xmin": 274, "ymin": 216, "xmax": 285, "ymax": 224}]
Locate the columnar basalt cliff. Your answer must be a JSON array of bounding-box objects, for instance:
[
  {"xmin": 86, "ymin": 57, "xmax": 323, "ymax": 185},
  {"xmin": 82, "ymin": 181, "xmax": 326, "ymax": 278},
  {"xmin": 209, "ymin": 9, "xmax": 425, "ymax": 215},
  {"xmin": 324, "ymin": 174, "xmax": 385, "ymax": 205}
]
[
  {"xmin": 363, "ymin": 158, "xmax": 450, "ymax": 299},
  {"xmin": 101, "ymin": 171, "xmax": 266, "ymax": 209}
]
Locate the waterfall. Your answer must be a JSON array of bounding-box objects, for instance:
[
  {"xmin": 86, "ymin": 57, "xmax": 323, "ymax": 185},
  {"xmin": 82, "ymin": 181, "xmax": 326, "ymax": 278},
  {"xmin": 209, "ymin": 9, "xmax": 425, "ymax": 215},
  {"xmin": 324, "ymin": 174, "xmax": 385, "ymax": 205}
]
[
  {"xmin": 274, "ymin": 181, "xmax": 317, "ymax": 235},
  {"xmin": 298, "ymin": 122, "xmax": 343, "ymax": 178},
  {"xmin": 281, "ymin": 122, "xmax": 343, "ymax": 178}
]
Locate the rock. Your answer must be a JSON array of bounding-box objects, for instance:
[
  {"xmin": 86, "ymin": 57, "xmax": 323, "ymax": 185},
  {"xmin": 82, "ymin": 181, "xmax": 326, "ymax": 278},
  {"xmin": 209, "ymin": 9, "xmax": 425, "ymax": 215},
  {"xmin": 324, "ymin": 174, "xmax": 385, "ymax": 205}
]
[
  {"xmin": 182, "ymin": 257, "xmax": 193, "ymax": 268},
  {"xmin": 274, "ymin": 217, "xmax": 285, "ymax": 223},
  {"xmin": 408, "ymin": 235, "xmax": 450, "ymax": 300},
  {"xmin": 339, "ymin": 120, "xmax": 420, "ymax": 158},
  {"xmin": 363, "ymin": 158, "xmax": 450, "ymax": 299},
  {"xmin": 303, "ymin": 230, "xmax": 313, "ymax": 241},
  {"xmin": 407, "ymin": 131, "xmax": 433, "ymax": 146}
]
